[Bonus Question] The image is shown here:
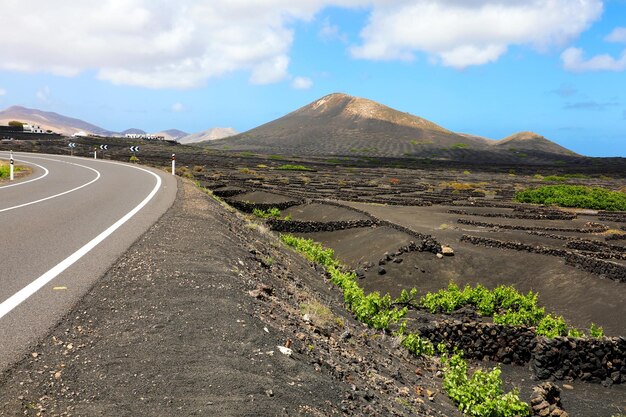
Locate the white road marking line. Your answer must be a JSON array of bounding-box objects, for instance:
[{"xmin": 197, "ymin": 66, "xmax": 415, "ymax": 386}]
[
  {"xmin": 0, "ymin": 160, "xmax": 101, "ymax": 214},
  {"xmin": 0, "ymin": 164, "xmax": 163, "ymax": 319},
  {"xmin": 0, "ymin": 157, "xmax": 49, "ymax": 189}
]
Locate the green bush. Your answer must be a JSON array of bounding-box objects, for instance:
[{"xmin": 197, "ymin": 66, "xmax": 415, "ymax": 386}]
[
  {"xmin": 589, "ymin": 323, "xmax": 604, "ymax": 338},
  {"xmin": 401, "ymin": 333, "xmax": 435, "ymax": 356},
  {"xmin": 442, "ymin": 352, "xmax": 530, "ymax": 417},
  {"xmin": 516, "ymin": 185, "xmax": 626, "ymax": 211},
  {"xmin": 280, "ymin": 235, "xmax": 407, "ymax": 330},
  {"xmin": 277, "ymin": 164, "xmax": 313, "ymax": 171},
  {"xmin": 253, "ymin": 207, "xmax": 282, "ymax": 219},
  {"xmin": 418, "ymin": 283, "xmax": 604, "ymax": 338},
  {"xmin": 535, "ymin": 314, "xmax": 568, "ymax": 338},
  {"xmin": 420, "ymin": 283, "xmax": 544, "ymax": 326},
  {"xmin": 542, "ymin": 175, "xmax": 567, "ymax": 182}
]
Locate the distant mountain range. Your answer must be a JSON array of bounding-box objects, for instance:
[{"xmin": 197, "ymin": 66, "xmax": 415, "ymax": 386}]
[
  {"xmin": 1, "ymin": 98, "xmax": 580, "ymax": 160},
  {"xmin": 0, "ymin": 106, "xmax": 234, "ymax": 142},
  {"xmin": 178, "ymin": 127, "xmax": 238, "ymax": 144},
  {"xmin": 206, "ymin": 93, "xmax": 577, "ymax": 158},
  {"xmin": 0, "ymin": 106, "xmax": 114, "ymax": 136}
]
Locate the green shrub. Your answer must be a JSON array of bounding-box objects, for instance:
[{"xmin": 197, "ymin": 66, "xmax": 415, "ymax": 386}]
[
  {"xmin": 0, "ymin": 164, "xmax": 9, "ymax": 179},
  {"xmin": 277, "ymin": 164, "xmax": 313, "ymax": 171},
  {"xmin": 516, "ymin": 185, "xmax": 626, "ymax": 211},
  {"xmin": 253, "ymin": 207, "xmax": 282, "ymax": 219},
  {"xmin": 452, "ymin": 143, "xmax": 469, "ymax": 149},
  {"xmin": 420, "ymin": 283, "xmax": 544, "ymax": 325},
  {"xmin": 542, "ymin": 175, "xmax": 567, "ymax": 182},
  {"xmin": 536, "ymin": 314, "xmax": 568, "ymax": 338},
  {"xmin": 401, "ymin": 333, "xmax": 435, "ymax": 356},
  {"xmin": 442, "ymin": 352, "xmax": 530, "ymax": 417},
  {"xmin": 589, "ymin": 323, "xmax": 604, "ymax": 338},
  {"xmin": 280, "ymin": 235, "xmax": 407, "ymax": 330},
  {"xmin": 418, "ymin": 283, "xmax": 601, "ymax": 338}
]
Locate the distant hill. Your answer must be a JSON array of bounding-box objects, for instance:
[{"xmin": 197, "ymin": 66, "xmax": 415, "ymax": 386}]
[
  {"xmin": 121, "ymin": 128, "xmax": 147, "ymax": 135},
  {"xmin": 161, "ymin": 129, "xmax": 188, "ymax": 140},
  {"xmin": 180, "ymin": 127, "xmax": 237, "ymax": 144},
  {"xmin": 0, "ymin": 106, "xmax": 113, "ymax": 136},
  {"xmin": 0, "ymin": 106, "xmax": 194, "ymax": 141},
  {"xmin": 493, "ymin": 132, "xmax": 577, "ymax": 156},
  {"xmin": 206, "ymin": 93, "xmax": 579, "ymax": 160},
  {"xmin": 206, "ymin": 93, "xmax": 490, "ymax": 156}
]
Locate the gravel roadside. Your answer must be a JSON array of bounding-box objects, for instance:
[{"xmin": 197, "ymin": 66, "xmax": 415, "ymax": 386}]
[{"xmin": 0, "ymin": 180, "xmax": 459, "ymax": 416}]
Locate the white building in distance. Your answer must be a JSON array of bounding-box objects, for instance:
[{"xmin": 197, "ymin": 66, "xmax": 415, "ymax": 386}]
[
  {"xmin": 125, "ymin": 133, "xmax": 164, "ymax": 140},
  {"xmin": 23, "ymin": 124, "xmax": 45, "ymax": 133}
]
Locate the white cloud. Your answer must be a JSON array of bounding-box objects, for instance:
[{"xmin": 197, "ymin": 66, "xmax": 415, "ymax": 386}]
[
  {"xmin": 249, "ymin": 56, "xmax": 290, "ymax": 85},
  {"xmin": 171, "ymin": 102, "xmax": 185, "ymax": 112},
  {"xmin": 606, "ymin": 27, "xmax": 626, "ymax": 43},
  {"xmin": 0, "ymin": 1, "xmax": 605, "ymax": 86},
  {"xmin": 319, "ymin": 18, "xmax": 348, "ymax": 43},
  {"xmin": 291, "ymin": 76, "xmax": 313, "ymax": 90},
  {"xmin": 36, "ymin": 86, "xmax": 51, "ymax": 103},
  {"xmin": 561, "ymin": 47, "xmax": 626, "ymax": 72},
  {"xmin": 0, "ymin": 0, "xmax": 323, "ymax": 89},
  {"xmin": 351, "ymin": 0, "xmax": 603, "ymax": 68}
]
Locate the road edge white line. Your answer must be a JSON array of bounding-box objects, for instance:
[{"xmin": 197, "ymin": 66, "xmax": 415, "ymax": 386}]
[
  {"xmin": 0, "ymin": 160, "xmax": 101, "ymax": 214},
  {"xmin": 0, "ymin": 165, "xmax": 163, "ymax": 319},
  {"xmin": 0, "ymin": 156, "xmax": 49, "ymax": 189}
]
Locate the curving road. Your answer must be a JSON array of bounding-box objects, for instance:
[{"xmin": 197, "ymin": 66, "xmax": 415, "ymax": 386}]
[{"xmin": 0, "ymin": 152, "xmax": 177, "ymax": 371}]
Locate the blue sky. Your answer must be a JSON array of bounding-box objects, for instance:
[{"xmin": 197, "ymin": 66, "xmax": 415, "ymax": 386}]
[{"xmin": 0, "ymin": 1, "xmax": 625, "ymax": 157}]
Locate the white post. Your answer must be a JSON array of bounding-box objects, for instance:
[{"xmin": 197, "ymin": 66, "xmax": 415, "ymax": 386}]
[
  {"xmin": 94, "ymin": 150, "xmax": 97, "ymax": 160},
  {"xmin": 171, "ymin": 153, "xmax": 176, "ymax": 175},
  {"xmin": 9, "ymin": 150, "xmax": 14, "ymax": 181}
]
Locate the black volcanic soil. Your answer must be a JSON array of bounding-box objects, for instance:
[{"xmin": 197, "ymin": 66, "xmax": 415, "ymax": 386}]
[
  {"xmin": 283, "ymin": 203, "xmax": 370, "ymax": 222},
  {"xmin": 0, "ymin": 180, "xmax": 462, "ymax": 417},
  {"xmin": 1, "ymin": 138, "xmax": 626, "ymax": 416}
]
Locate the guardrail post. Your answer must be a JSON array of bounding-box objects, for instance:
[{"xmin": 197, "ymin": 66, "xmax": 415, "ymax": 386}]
[{"xmin": 171, "ymin": 153, "xmax": 176, "ymax": 175}]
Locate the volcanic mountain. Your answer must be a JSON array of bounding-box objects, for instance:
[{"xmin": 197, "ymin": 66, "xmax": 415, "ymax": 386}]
[
  {"xmin": 206, "ymin": 93, "xmax": 489, "ymax": 156},
  {"xmin": 493, "ymin": 131, "xmax": 577, "ymax": 156},
  {"xmin": 0, "ymin": 106, "xmax": 113, "ymax": 136},
  {"xmin": 206, "ymin": 93, "xmax": 579, "ymax": 160}
]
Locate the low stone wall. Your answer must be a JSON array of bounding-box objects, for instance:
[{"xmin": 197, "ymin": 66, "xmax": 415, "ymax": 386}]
[
  {"xmin": 449, "ymin": 209, "xmax": 577, "ymax": 221},
  {"xmin": 566, "ymin": 239, "xmax": 625, "ymax": 254},
  {"xmin": 312, "ymin": 200, "xmax": 443, "ymax": 254},
  {"xmin": 417, "ymin": 320, "xmax": 536, "ymax": 365},
  {"xmin": 606, "ymin": 233, "xmax": 626, "ymax": 241},
  {"xmin": 532, "ymin": 336, "xmax": 626, "ymax": 386},
  {"xmin": 212, "ymin": 188, "xmax": 247, "ymax": 198},
  {"xmin": 456, "ymin": 218, "xmax": 608, "ymax": 234},
  {"xmin": 460, "ymin": 235, "xmax": 626, "ymax": 282},
  {"xmin": 530, "ymin": 383, "xmax": 568, "ymax": 417},
  {"xmin": 267, "ymin": 219, "xmax": 377, "ymax": 233},
  {"xmin": 225, "ymin": 199, "xmax": 302, "ymax": 213},
  {"xmin": 415, "ymin": 319, "xmax": 625, "ymax": 385},
  {"xmin": 598, "ymin": 212, "xmax": 626, "ymax": 224}
]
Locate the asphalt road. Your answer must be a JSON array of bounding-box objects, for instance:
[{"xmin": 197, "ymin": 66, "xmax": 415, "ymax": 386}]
[{"xmin": 0, "ymin": 152, "xmax": 177, "ymax": 372}]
